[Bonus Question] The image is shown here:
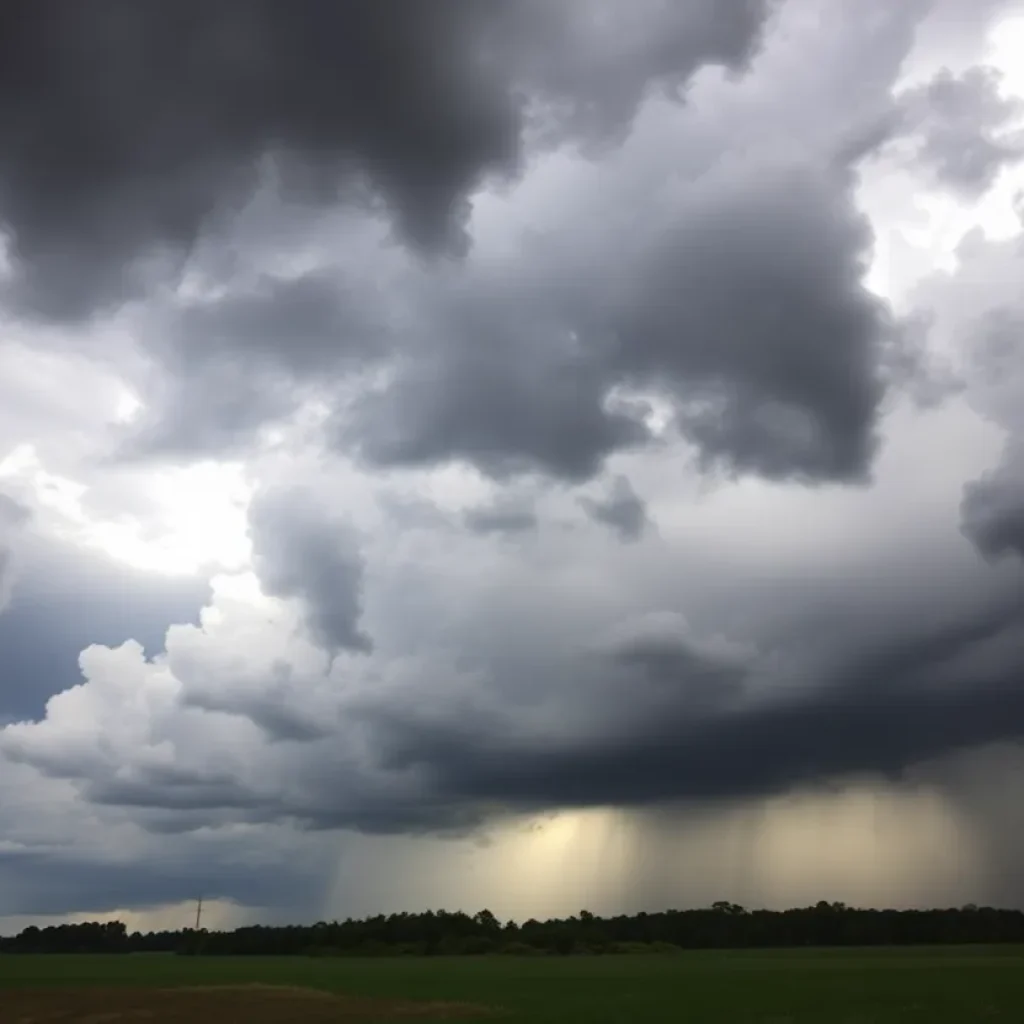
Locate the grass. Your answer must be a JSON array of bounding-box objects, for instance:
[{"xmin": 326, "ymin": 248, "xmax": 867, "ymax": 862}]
[{"xmin": 2, "ymin": 946, "xmax": 1024, "ymax": 1022}]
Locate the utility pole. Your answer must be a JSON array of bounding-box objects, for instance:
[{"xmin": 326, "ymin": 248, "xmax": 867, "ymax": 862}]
[{"xmin": 195, "ymin": 896, "xmax": 203, "ymax": 932}]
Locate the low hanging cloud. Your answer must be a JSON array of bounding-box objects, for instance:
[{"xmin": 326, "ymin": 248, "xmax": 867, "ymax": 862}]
[
  {"xmin": 0, "ymin": 0, "xmax": 773, "ymax": 321},
  {"xmin": 248, "ymin": 487, "xmax": 373, "ymax": 655},
  {"xmin": 962, "ymin": 443, "xmax": 1024, "ymax": 560},
  {"xmin": 3, "ymin": 555, "xmax": 1024, "ymax": 839}
]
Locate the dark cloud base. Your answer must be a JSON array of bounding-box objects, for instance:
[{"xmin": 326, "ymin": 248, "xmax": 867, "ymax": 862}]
[
  {"xmin": 363, "ymin": 590, "xmax": 1024, "ymax": 826},
  {"xmin": 0, "ymin": 0, "xmax": 770, "ymax": 320},
  {"xmin": 20, "ymin": 579, "xmax": 1018, "ymax": 839}
]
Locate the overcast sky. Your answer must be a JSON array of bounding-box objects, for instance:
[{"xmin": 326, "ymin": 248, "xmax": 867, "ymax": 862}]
[{"xmin": 3, "ymin": 0, "xmax": 1024, "ymax": 932}]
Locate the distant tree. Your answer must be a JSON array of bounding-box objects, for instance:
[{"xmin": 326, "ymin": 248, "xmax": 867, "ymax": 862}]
[{"xmin": 4, "ymin": 901, "xmax": 1024, "ymax": 957}]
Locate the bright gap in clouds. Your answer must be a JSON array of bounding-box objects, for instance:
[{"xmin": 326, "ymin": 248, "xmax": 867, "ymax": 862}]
[
  {"xmin": 85, "ymin": 462, "xmax": 253, "ymax": 577},
  {"xmin": 863, "ymin": 15, "xmax": 1024, "ymax": 303},
  {"xmin": 991, "ymin": 15, "xmax": 1024, "ymax": 96},
  {"xmin": 931, "ymin": 15, "xmax": 1024, "ymax": 244},
  {"xmin": 0, "ymin": 443, "xmax": 252, "ymax": 577},
  {"xmin": 113, "ymin": 388, "xmax": 142, "ymax": 425},
  {"xmin": 0, "ymin": 334, "xmax": 252, "ymax": 577}
]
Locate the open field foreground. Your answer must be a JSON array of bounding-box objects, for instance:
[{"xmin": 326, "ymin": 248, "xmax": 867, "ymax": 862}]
[{"xmin": 3, "ymin": 948, "xmax": 1024, "ymax": 1023}]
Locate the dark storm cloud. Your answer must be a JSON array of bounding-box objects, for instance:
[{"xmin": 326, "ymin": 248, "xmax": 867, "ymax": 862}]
[
  {"xmin": 30, "ymin": 576, "xmax": 1023, "ymax": 838},
  {"xmin": 167, "ymin": 272, "xmax": 387, "ymax": 376},
  {"xmin": 342, "ymin": 279, "xmax": 653, "ymax": 481},
  {"xmin": 343, "ymin": 165, "xmax": 888, "ymax": 483},
  {"xmin": 0, "ymin": 0, "xmax": 513, "ymax": 318},
  {"xmin": 609, "ymin": 636, "xmax": 743, "ymax": 706},
  {"xmin": 0, "ymin": 536, "xmax": 208, "ymax": 722},
  {"xmin": 962, "ymin": 444, "xmax": 1024, "ymax": 559},
  {"xmin": 27, "ymin": 0, "xmax": 905, "ymax": 487},
  {"xmin": 959, "ymin": 306, "xmax": 1024, "ymax": 561},
  {"xmin": 510, "ymin": 0, "xmax": 775, "ymax": 141},
  {"xmin": 123, "ymin": 270, "xmax": 391, "ymax": 458},
  {"xmin": 580, "ymin": 475, "xmax": 650, "ymax": 541},
  {"xmin": 898, "ymin": 66, "xmax": 1024, "ymax": 197},
  {"xmin": 366, "ymin": 590, "xmax": 1024, "ymax": 818},
  {"xmin": 609, "ymin": 169, "xmax": 886, "ymax": 482},
  {"xmin": 0, "ymin": 0, "xmax": 773, "ymax": 321},
  {"xmin": 248, "ymin": 487, "xmax": 372, "ymax": 654}
]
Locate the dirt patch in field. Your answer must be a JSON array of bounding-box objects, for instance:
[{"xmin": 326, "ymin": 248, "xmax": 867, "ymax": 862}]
[{"xmin": 1, "ymin": 984, "xmax": 498, "ymax": 1023}]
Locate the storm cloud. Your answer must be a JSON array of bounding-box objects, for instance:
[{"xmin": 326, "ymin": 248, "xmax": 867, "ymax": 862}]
[
  {"xmin": 337, "ymin": 159, "xmax": 889, "ymax": 484},
  {"xmin": 6, "ymin": 517, "xmax": 1024, "ymax": 838},
  {"xmin": 0, "ymin": 0, "xmax": 772, "ymax": 320},
  {"xmin": 962, "ymin": 443, "xmax": 1024, "ymax": 559},
  {"xmin": 3, "ymin": 0, "xmax": 1024, "ymax": 925},
  {"xmin": 371, "ymin": 594, "xmax": 1024, "ymax": 815},
  {"xmin": 1, "ymin": 0, "xmax": 896, "ymax": 488},
  {"xmin": 248, "ymin": 486, "xmax": 372, "ymax": 654}
]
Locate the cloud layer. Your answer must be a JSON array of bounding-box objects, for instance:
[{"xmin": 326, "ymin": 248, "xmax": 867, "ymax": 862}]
[
  {"xmin": 0, "ymin": 0, "xmax": 770, "ymax": 319},
  {"xmin": 2, "ymin": 0, "xmax": 1024, "ymax": 923}
]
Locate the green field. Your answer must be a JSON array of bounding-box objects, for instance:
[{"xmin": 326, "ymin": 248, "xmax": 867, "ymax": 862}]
[{"xmin": 3, "ymin": 947, "xmax": 1024, "ymax": 1022}]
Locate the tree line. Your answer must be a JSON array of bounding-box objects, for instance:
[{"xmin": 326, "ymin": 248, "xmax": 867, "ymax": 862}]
[{"xmin": 3, "ymin": 902, "xmax": 1024, "ymax": 957}]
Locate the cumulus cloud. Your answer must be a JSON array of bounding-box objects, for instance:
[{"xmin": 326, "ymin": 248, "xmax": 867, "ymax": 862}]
[{"xmin": 0, "ymin": 533, "xmax": 208, "ymax": 723}]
